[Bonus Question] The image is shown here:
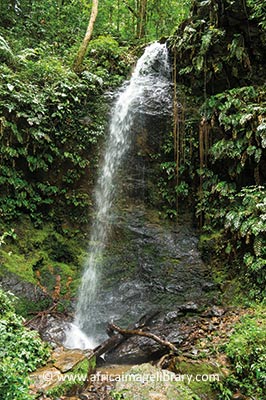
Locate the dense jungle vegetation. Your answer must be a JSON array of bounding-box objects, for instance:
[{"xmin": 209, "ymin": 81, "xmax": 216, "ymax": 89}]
[{"xmin": 0, "ymin": 0, "xmax": 265, "ymax": 399}]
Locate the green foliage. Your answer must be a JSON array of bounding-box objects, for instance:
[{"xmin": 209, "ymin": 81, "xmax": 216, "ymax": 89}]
[
  {"xmin": 148, "ymin": 87, "xmax": 200, "ymax": 218},
  {"xmin": 204, "ymin": 86, "xmax": 266, "ymax": 174},
  {"xmin": 248, "ymin": 0, "xmax": 266, "ymax": 30},
  {"xmin": 0, "ymin": 0, "xmax": 89, "ymax": 53},
  {"xmin": 195, "ymin": 86, "xmax": 266, "ymax": 294},
  {"xmin": 0, "ymin": 228, "xmax": 16, "ymax": 246},
  {"xmin": 0, "ymin": 0, "xmax": 190, "ymax": 51},
  {"xmin": 87, "ymin": 0, "xmax": 190, "ymax": 43},
  {"xmin": 157, "ymin": 160, "xmax": 191, "ymax": 219},
  {"xmin": 225, "ymin": 187, "xmax": 266, "ymax": 240},
  {"xmin": 0, "ymin": 0, "xmax": 192, "ymax": 226},
  {"xmin": 215, "ymin": 307, "xmax": 266, "ymax": 399},
  {"xmin": 170, "ymin": 15, "xmax": 227, "ymax": 86},
  {"xmin": 0, "ymin": 289, "xmax": 50, "ymax": 400},
  {"xmin": 0, "ymin": 39, "xmax": 108, "ymax": 224},
  {"xmin": 224, "ymin": 186, "xmax": 266, "ymax": 288},
  {"xmin": 0, "ymin": 35, "xmax": 16, "ymax": 66},
  {"xmin": 83, "ymin": 36, "xmax": 131, "ymax": 86},
  {"xmin": 198, "ymin": 203, "xmax": 262, "ymax": 291},
  {"xmin": 170, "ymin": 0, "xmax": 266, "ymax": 94},
  {"xmin": 167, "ymin": 2, "xmax": 266, "ymax": 298}
]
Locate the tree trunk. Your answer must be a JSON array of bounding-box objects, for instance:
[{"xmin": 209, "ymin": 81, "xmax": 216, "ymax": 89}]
[
  {"xmin": 73, "ymin": 0, "xmax": 99, "ymax": 73},
  {"xmin": 138, "ymin": 0, "xmax": 147, "ymax": 39}
]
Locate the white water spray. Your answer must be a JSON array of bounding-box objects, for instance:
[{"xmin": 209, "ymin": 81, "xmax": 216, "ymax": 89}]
[{"xmin": 65, "ymin": 42, "xmax": 171, "ymax": 349}]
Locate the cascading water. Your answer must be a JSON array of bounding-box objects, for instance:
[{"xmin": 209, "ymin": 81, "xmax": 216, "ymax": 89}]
[{"xmin": 65, "ymin": 42, "xmax": 171, "ymax": 349}]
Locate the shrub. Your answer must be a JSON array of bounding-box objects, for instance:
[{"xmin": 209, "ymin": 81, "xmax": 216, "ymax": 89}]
[
  {"xmin": 0, "ymin": 288, "xmax": 50, "ymax": 400},
  {"xmin": 216, "ymin": 307, "xmax": 266, "ymax": 399}
]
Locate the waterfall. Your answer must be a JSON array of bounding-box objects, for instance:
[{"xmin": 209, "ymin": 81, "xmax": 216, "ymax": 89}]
[{"xmin": 65, "ymin": 42, "xmax": 171, "ymax": 349}]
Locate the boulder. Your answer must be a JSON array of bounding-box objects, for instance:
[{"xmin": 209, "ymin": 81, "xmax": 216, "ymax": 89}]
[
  {"xmin": 29, "ymin": 347, "xmax": 93, "ymax": 397},
  {"xmin": 114, "ymin": 363, "xmax": 196, "ymax": 400},
  {"xmin": 30, "ymin": 366, "xmax": 64, "ymax": 392},
  {"xmin": 52, "ymin": 347, "xmax": 87, "ymax": 373}
]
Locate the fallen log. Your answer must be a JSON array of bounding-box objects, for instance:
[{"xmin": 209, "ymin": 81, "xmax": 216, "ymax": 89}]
[
  {"xmin": 89, "ymin": 311, "xmax": 160, "ymax": 360},
  {"xmin": 109, "ymin": 322, "xmax": 178, "ymax": 354},
  {"xmin": 90, "ymin": 333, "xmax": 124, "ymax": 359},
  {"xmin": 84, "ymin": 313, "xmax": 178, "ymax": 388}
]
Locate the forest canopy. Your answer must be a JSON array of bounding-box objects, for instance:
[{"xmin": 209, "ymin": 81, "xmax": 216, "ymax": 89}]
[{"xmin": 0, "ymin": 0, "xmax": 191, "ymax": 46}]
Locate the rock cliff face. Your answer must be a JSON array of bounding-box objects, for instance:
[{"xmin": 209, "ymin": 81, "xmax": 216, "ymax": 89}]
[
  {"xmin": 77, "ymin": 206, "xmax": 215, "ymax": 344},
  {"xmin": 116, "ymin": 62, "xmax": 173, "ymax": 211},
  {"xmin": 123, "ymin": 113, "xmax": 173, "ymax": 207}
]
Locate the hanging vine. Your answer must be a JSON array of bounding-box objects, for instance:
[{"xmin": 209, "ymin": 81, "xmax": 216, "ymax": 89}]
[
  {"xmin": 172, "ymin": 46, "xmax": 187, "ymax": 220},
  {"xmin": 198, "ymin": 117, "xmax": 210, "ymax": 227},
  {"xmin": 172, "ymin": 46, "xmax": 179, "ymax": 218}
]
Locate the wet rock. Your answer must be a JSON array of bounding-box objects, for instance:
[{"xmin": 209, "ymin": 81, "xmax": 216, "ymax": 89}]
[
  {"xmin": 30, "ymin": 347, "xmax": 92, "ymax": 397},
  {"xmin": 52, "ymin": 347, "xmax": 87, "ymax": 373},
  {"xmin": 105, "ymin": 321, "xmax": 186, "ymax": 364},
  {"xmin": 29, "ymin": 315, "xmax": 70, "ymax": 346},
  {"xmin": 164, "ymin": 310, "xmax": 183, "ymax": 323},
  {"xmin": 82, "ymin": 208, "xmax": 218, "ymax": 343},
  {"xmin": 165, "ymin": 284, "xmax": 184, "ymax": 293},
  {"xmin": 142, "ymin": 262, "xmax": 153, "ymax": 273},
  {"xmin": 165, "ymin": 330, "xmax": 183, "ymax": 343},
  {"xmin": 30, "ymin": 366, "xmax": 64, "ymax": 391},
  {"xmin": 102, "ymin": 300, "xmax": 202, "ymax": 364},
  {"xmin": 179, "ymin": 302, "xmax": 199, "ymax": 313},
  {"xmin": 105, "ymin": 335, "xmax": 164, "ymax": 364},
  {"xmin": 204, "ymin": 306, "xmax": 226, "ymax": 317},
  {"xmin": 202, "ymin": 282, "xmax": 220, "ymax": 292}
]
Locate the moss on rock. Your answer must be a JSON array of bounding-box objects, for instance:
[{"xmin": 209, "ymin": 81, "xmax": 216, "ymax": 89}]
[
  {"xmin": 112, "ymin": 363, "xmax": 198, "ymax": 400},
  {"xmin": 0, "ymin": 218, "xmax": 87, "ymax": 315}
]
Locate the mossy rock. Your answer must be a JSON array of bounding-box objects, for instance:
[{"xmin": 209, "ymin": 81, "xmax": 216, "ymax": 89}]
[
  {"xmin": 112, "ymin": 363, "xmax": 198, "ymax": 400},
  {"xmin": 30, "ymin": 348, "xmax": 96, "ymax": 399},
  {"xmin": 0, "ymin": 218, "xmax": 87, "ymax": 315},
  {"xmin": 0, "ymin": 251, "xmax": 36, "ymax": 284},
  {"xmin": 198, "ymin": 231, "xmax": 224, "ymax": 264},
  {"xmin": 175, "ymin": 359, "xmax": 223, "ymax": 400}
]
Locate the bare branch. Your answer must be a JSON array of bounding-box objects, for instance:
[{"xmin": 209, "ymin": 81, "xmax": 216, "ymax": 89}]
[{"xmin": 109, "ymin": 322, "xmax": 178, "ymax": 353}]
